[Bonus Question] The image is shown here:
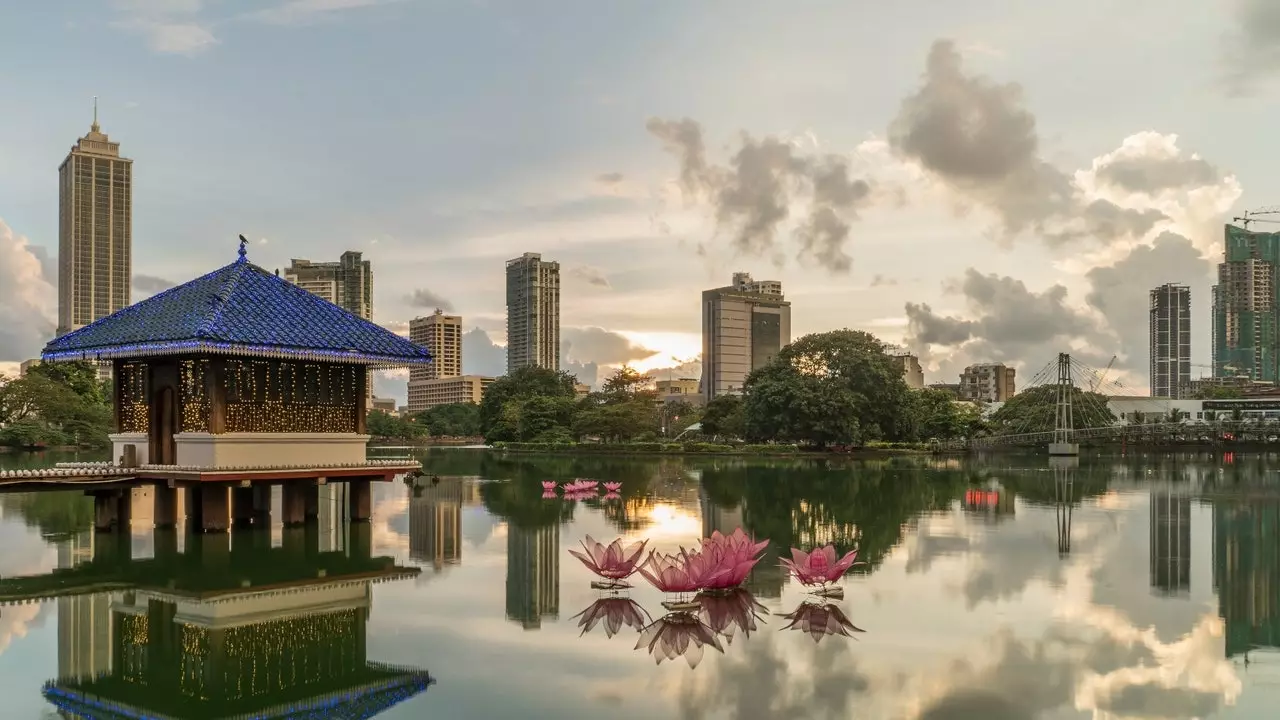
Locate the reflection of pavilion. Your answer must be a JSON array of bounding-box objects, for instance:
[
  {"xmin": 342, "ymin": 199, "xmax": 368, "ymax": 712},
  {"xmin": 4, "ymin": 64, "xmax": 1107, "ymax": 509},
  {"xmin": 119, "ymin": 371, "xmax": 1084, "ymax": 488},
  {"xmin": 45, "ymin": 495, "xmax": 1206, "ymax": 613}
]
[
  {"xmin": 56, "ymin": 533, "xmax": 112, "ymax": 686},
  {"xmin": 1150, "ymin": 491, "xmax": 1191, "ymax": 595},
  {"xmin": 409, "ymin": 478, "xmax": 466, "ymax": 571},
  {"xmin": 1213, "ymin": 501, "xmax": 1280, "ymax": 658},
  {"xmin": 505, "ymin": 524, "xmax": 559, "ymax": 629},
  {"xmin": 20, "ymin": 524, "xmax": 434, "ymax": 718}
]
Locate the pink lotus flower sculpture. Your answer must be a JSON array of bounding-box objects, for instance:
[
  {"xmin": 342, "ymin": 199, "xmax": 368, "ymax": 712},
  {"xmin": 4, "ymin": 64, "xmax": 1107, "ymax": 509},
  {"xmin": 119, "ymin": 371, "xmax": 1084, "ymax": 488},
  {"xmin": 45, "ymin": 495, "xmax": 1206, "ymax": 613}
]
[
  {"xmin": 697, "ymin": 588, "xmax": 767, "ymax": 644},
  {"xmin": 568, "ymin": 536, "xmax": 648, "ymax": 589},
  {"xmin": 778, "ymin": 601, "xmax": 864, "ymax": 643},
  {"xmin": 637, "ymin": 550, "xmax": 705, "ymax": 609},
  {"xmin": 780, "ymin": 544, "xmax": 863, "ymax": 597},
  {"xmin": 541, "ymin": 481, "xmax": 558, "ymax": 491},
  {"xmin": 636, "ymin": 612, "xmax": 724, "ymax": 668},
  {"xmin": 698, "ymin": 528, "xmax": 769, "ymax": 591},
  {"xmin": 603, "ymin": 481, "xmax": 622, "ymax": 492},
  {"xmin": 571, "ymin": 597, "xmax": 651, "ymax": 639}
]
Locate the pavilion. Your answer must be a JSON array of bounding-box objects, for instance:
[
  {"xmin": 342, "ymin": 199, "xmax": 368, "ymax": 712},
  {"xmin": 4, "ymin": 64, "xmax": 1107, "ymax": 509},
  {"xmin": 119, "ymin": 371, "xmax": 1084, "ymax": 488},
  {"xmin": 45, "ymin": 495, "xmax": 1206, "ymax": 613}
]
[{"xmin": 41, "ymin": 238, "xmax": 432, "ymax": 532}]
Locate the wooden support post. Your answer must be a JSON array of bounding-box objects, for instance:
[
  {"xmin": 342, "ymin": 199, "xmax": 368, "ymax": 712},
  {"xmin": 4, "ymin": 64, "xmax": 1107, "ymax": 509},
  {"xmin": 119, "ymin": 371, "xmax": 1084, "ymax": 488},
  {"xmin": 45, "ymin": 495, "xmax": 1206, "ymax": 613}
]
[
  {"xmin": 93, "ymin": 491, "xmax": 128, "ymax": 532},
  {"xmin": 348, "ymin": 519, "xmax": 372, "ymax": 560},
  {"xmin": 231, "ymin": 486, "xmax": 255, "ymax": 528},
  {"xmin": 153, "ymin": 486, "xmax": 178, "ymax": 529},
  {"xmin": 252, "ymin": 484, "xmax": 272, "ymax": 523},
  {"xmin": 198, "ymin": 485, "xmax": 230, "ymax": 533},
  {"xmin": 303, "ymin": 483, "xmax": 320, "ymax": 522},
  {"xmin": 348, "ymin": 479, "xmax": 372, "ymax": 523},
  {"xmin": 185, "ymin": 487, "xmax": 204, "ymax": 527},
  {"xmin": 281, "ymin": 483, "xmax": 306, "ymax": 527}
]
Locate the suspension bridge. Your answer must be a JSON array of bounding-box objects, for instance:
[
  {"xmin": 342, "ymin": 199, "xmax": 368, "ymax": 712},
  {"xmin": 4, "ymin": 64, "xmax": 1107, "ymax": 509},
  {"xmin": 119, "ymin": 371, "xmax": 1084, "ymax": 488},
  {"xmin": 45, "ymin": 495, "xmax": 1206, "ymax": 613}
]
[{"xmin": 938, "ymin": 352, "xmax": 1197, "ymax": 453}]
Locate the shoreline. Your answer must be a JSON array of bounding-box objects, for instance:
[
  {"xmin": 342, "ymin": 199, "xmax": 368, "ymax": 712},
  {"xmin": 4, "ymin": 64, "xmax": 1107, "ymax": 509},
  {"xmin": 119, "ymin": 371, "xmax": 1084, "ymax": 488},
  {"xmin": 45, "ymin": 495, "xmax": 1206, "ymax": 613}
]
[{"xmin": 488, "ymin": 443, "xmax": 932, "ymax": 459}]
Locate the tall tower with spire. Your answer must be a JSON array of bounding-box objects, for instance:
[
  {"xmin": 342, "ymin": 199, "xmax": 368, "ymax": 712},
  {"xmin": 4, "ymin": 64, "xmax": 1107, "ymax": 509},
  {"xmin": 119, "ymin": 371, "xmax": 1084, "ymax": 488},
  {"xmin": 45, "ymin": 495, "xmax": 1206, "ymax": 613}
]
[{"xmin": 57, "ymin": 98, "xmax": 133, "ymax": 336}]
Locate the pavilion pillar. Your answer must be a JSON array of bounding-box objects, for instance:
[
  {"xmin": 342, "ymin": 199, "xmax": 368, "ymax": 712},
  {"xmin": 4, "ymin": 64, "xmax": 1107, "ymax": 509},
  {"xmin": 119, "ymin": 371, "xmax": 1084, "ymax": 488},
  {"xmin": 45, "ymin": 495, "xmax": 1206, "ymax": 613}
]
[
  {"xmin": 153, "ymin": 485, "xmax": 178, "ymax": 529},
  {"xmin": 281, "ymin": 483, "xmax": 307, "ymax": 527},
  {"xmin": 154, "ymin": 526, "xmax": 179, "ymax": 562},
  {"xmin": 92, "ymin": 490, "xmax": 130, "ymax": 532},
  {"xmin": 303, "ymin": 483, "xmax": 320, "ymax": 522},
  {"xmin": 348, "ymin": 520, "xmax": 372, "ymax": 560},
  {"xmin": 282, "ymin": 525, "xmax": 306, "ymax": 559},
  {"xmin": 197, "ymin": 485, "xmax": 230, "ymax": 533},
  {"xmin": 252, "ymin": 485, "xmax": 273, "ymax": 523},
  {"xmin": 348, "ymin": 479, "xmax": 372, "ymax": 523},
  {"xmin": 231, "ymin": 487, "xmax": 255, "ymax": 528}
]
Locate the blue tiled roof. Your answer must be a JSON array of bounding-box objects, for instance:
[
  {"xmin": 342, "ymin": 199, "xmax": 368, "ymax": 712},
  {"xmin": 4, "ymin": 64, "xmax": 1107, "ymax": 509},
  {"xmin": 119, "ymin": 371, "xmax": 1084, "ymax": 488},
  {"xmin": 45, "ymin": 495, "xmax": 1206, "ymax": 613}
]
[{"xmin": 42, "ymin": 256, "xmax": 432, "ymax": 367}]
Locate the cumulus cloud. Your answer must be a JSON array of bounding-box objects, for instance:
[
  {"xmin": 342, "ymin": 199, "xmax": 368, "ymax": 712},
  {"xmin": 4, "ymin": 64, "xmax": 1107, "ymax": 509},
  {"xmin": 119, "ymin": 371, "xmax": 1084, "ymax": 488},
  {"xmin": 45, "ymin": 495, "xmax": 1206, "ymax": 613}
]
[
  {"xmin": 133, "ymin": 274, "xmax": 177, "ymax": 295},
  {"xmin": 461, "ymin": 327, "xmax": 506, "ymax": 377},
  {"xmin": 561, "ymin": 326, "xmax": 656, "ymax": 366},
  {"xmin": 567, "ymin": 265, "xmax": 610, "ymax": 288},
  {"xmin": 0, "ymin": 219, "xmax": 56, "ymax": 363},
  {"xmin": 889, "ymin": 40, "xmax": 1166, "ymax": 247},
  {"xmin": 406, "ymin": 288, "xmax": 454, "ymax": 312},
  {"xmin": 647, "ymin": 118, "xmax": 873, "ymax": 272},
  {"xmin": 1223, "ymin": 0, "xmax": 1280, "ymax": 95}
]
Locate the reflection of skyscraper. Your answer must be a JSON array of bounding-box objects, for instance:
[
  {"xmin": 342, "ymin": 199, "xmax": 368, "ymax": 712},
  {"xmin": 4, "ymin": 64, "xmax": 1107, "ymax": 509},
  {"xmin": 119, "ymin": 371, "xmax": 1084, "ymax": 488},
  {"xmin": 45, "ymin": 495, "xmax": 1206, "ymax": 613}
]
[
  {"xmin": 1214, "ymin": 501, "xmax": 1280, "ymax": 658},
  {"xmin": 1150, "ymin": 492, "xmax": 1192, "ymax": 595},
  {"xmin": 410, "ymin": 479, "xmax": 464, "ymax": 570},
  {"xmin": 505, "ymin": 525, "xmax": 559, "ymax": 629},
  {"xmin": 56, "ymin": 532, "xmax": 112, "ymax": 684}
]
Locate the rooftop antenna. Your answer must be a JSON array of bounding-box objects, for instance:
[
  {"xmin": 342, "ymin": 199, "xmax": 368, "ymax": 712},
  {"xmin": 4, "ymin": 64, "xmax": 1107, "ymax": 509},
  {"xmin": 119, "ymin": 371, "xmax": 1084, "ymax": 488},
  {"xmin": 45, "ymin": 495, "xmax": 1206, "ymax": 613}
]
[{"xmin": 91, "ymin": 96, "xmax": 99, "ymax": 132}]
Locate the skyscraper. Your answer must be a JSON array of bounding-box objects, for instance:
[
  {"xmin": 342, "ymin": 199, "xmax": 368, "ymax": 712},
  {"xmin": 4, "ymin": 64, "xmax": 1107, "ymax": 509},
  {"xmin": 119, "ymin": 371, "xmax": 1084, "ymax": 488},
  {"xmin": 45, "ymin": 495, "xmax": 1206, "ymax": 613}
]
[
  {"xmin": 1150, "ymin": 283, "xmax": 1191, "ymax": 398},
  {"xmin": 701, "ymin": 272, "xmax": 791, "ymax": 402},
  {"xmin": 409, "ymin": 310, "xmax": 462, "ymax": 381},
  {"xmin": 283, "ymin": 252, "xmax": 373, "ymax": 320},
  {"xmin": 505, "ymin": 253, "xmax": 560, "ymax": 373},
  {"xmin": 1213, "ymin": 224, "xmax": 1280, "ymax": 381},
  {"xmin": 58, "ymin": 104, "xmax": 132, "ymax": 336}
]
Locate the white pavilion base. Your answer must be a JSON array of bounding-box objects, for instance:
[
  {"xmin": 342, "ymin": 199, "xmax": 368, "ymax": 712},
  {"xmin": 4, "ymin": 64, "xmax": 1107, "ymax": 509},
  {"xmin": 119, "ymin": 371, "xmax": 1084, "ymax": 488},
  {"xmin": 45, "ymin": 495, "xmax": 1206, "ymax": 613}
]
[
  {"xmin": 1048, "ymin": 442, "xmax": 1080, "ymax": 456},
  {"xmin": 108, "ymin": 433, "xmax": 149, "ymax": 466},
  {"xmin": 175, "ymin": 432, "xmax": 371, "ymax": 469}
]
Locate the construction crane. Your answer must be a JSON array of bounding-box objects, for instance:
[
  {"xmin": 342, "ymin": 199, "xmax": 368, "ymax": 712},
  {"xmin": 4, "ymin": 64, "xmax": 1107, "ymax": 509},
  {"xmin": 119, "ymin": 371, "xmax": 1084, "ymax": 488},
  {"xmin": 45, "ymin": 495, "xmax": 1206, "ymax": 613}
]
[
  {"xmin": 1089, "ymin": 355, "xmax": 1117, "ymax": 392},
  {"xmin": 1233, "ymin": 206, "xmax": 1280, "ymax": 229}
]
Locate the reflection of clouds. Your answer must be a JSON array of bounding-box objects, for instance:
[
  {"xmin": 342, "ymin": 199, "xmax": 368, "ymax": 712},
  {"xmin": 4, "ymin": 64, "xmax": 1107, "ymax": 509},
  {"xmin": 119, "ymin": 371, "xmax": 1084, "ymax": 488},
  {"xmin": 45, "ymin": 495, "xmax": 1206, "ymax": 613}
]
[{"xmin": 0, "ymin": 602, "xmax": 48, "ymax": 656}]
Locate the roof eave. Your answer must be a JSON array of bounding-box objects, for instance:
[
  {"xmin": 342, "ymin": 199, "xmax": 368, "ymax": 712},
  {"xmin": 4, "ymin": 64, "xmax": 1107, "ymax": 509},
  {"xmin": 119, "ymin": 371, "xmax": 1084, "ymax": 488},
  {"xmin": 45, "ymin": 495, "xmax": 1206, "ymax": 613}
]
[{"xmin": 41, "ymin": 341, "xmax": 433, "ymax": 368}]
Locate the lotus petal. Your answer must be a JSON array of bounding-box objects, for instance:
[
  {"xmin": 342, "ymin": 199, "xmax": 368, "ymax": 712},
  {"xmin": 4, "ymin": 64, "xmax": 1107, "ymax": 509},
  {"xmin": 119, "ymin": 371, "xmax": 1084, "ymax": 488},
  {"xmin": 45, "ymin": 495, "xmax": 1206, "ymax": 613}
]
[
  {"xmin": 636, "ymin": 611, "xmax": 724, "ymax": 668},
  {"xmin": 571, "ymin": 597, "xmax": 651, "ymax": 638},
  {"xmin": 778, "ymin": 601, "xmax": 864, "ymax": 643}
]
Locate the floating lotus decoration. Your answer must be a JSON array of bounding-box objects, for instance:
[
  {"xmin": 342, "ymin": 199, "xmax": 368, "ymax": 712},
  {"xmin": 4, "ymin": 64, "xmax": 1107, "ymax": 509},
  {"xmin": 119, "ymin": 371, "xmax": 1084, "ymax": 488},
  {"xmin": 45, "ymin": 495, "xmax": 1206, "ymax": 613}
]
[
  {"xmin": 636, "ymin": 612, "xmax": 724, "ymax": 668},
  {"xmin": 541, "ymin": 481, "xmax": 557, "ymax": 491},
  {"xmin": 697, "ymin": 588, "xmax": 767, "ymax": 644},
  {"xmin": 571, "ymin": 597, "xmax": 651, "ymax": 638},
  {"xmin": 778, "ymin": 601, "xmax": 864, "ymax": 643},
  {"xmin": 780, "ymin": 544, "xmax": 863, "ymax": 598},
  {"xmin": 603, "ymin": 481, "xmax": 622, "ymax": 492},
  {"xmin": 698, "ymin": 529, "xmax": 769, "ymax": 592},
  {"xmin": 637, "ymin": 550, "xmax": 706, "ymax": 610},
  {"xmin": 569, "ymin": 536, "xmax": 649, "ymax": 590}
]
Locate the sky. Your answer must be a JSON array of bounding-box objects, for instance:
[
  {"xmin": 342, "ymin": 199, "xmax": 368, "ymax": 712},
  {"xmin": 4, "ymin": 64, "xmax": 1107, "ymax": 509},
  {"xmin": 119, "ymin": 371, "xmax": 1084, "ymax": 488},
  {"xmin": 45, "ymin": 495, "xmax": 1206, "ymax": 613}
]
[{"xmin": 1, "ymin": 0, "xmax": 1278, "ymax": 402}]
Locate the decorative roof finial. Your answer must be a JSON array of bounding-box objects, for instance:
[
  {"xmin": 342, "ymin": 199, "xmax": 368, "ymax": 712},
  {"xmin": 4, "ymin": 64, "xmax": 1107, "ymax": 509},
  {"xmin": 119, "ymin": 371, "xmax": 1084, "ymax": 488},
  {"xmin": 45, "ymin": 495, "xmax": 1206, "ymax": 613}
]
[{"xmin": 237, "ymin": 234, "xmax": 249, "ymax": 262}]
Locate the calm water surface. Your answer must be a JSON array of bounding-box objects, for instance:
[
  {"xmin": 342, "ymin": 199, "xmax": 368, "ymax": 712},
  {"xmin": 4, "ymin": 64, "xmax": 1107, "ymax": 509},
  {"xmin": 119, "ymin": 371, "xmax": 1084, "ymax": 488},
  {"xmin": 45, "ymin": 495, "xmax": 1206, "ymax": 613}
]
[{"xmin": 0, "ymin": 448, "xmax": 1276, "ymax": 719}]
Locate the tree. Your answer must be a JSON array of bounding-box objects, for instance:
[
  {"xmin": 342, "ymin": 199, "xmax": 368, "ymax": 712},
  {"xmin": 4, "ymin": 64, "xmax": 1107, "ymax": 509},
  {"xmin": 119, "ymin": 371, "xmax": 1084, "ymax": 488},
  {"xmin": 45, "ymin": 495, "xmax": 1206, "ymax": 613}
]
[
  {"xmin": 910, "ymin": 389, "xmax": 987, "ymax": 441},
  {"xmin": 366, "ymin": 411, "xmax": 426, "ymax": 441},
  {"xmin": 0, "ymin": 371, "xmax": 110, "ymax": 449},
  {"xmin": 742, "ymin": 330, "xmax": 913, "ymax": 447},
  {"xmin": 700, "ymin": 394, "xmax": 746, "ymax": 439},
  {"xmin": 601, "ymin": 366, "xmax": 654, "ymax": 399},
  {"xmin": 29, "ymin": 361, "xmax": 105, "ymax": 406},
  {"xmin": 489, "ymin": 395, "xmax": 577, "ymax": 442},
  {"xmin": 413, "ymin": 403, "xmax": 480, "ymax": 437},
  {"xmin": 987, "ymin": 384, "xmax": 1115, "ymax": 436},
  {"xmin": 479, "ymin": 366, "xmax": 577, "ymax": 441}
]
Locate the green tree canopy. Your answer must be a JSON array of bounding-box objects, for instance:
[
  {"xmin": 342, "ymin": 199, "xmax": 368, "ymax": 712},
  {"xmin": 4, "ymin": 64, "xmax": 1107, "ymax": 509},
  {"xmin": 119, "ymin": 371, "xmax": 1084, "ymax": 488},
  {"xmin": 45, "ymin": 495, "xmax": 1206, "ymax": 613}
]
[
  {"xmin": 413, "ymin": 403, "xmax": 481, "ymax": 437},
  {"xmin": 911, "ymin": 389, "xmax": 987, "ymax": 441},
  {"xmin": 700, "ymin": 394, "xmax": 745, "ymax": 439},
  {"xmin": 479, "ymin": 366, "xmax": 578, "ymax": 441},
  {"xmin": 742, "ymin": 329, "xmax": 913, "ymax": 447},
  {"xmin": 988, "ymin": 384, "xmax": 1116, "ymax": 436}
]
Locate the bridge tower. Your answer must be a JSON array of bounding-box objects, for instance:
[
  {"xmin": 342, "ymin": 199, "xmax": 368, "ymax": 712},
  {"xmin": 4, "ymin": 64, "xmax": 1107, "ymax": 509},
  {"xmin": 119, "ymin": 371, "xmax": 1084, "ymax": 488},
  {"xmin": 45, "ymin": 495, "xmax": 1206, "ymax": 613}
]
[{"xmin": 1049, "ymin": 352, "xmax": 1080, "ymax": 456}]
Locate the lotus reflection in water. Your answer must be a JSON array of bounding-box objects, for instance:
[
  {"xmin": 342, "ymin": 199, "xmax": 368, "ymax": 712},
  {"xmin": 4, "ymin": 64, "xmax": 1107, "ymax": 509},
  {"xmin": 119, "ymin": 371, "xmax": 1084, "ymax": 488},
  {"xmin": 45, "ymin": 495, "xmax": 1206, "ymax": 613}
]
[
  {"xmin": 780, "ymin": 544, "xmax": 864, "ymax": 598},
  {"xmin": 571, "ymin": 597, "xmax": 651, "ymax": 639},
  {"xmin": 778, "ymin": 601, "xmax": 864, "ymax": 643},
  {"xmin": 636, "ymin": 612, "xmax": 724, "ymax": 669},
  {"xmin": 696, "ymin": 588, "xmax": 767, "ymax": 644},
  {"xmin": 568, "ymin": 536, "xmax": 649, "ymax": 590}
]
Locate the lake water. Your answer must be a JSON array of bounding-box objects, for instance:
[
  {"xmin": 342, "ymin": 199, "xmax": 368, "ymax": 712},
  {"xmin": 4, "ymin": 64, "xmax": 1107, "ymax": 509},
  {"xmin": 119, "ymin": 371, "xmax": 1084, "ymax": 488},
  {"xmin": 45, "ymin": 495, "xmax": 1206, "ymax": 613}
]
[{"xmin": 0, "ymin": 448, "xmax": 1276, "ymax": 719}]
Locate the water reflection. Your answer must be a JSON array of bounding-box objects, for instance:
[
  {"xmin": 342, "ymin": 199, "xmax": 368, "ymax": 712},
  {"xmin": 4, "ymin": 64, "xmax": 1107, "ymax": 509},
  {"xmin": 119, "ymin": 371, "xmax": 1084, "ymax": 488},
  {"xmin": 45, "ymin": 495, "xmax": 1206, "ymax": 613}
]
[
  {"xmin": 571, "ymin": 596, "xmax": 650, "ymax": 639},
  {"xmin": 636, "ymin": 611, "xmax": 724, "ymax": 668},
  {"xmin": 0, "ymin": 522, "xmax": 435, "ymax": 718},
  {"xmin": 778, "ymin": 601, "xmax": 864, "ymax": 643}
]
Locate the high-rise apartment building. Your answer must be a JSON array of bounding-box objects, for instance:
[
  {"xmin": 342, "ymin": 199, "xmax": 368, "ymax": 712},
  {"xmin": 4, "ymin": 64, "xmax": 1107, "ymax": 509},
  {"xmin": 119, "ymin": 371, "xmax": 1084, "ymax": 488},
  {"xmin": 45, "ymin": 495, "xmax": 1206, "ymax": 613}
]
[
  {"xmin": 1213, "ymin": 224, "xmax": 1280, "ymax": 381},
  {"xmin": 959, "ymin": 363, "xmax": 1016, "ymax": 403},
  {"xmin": 890, "ymin": 352, "xmax": 925, "ymax": 389},
  {"xmin": 409, "ymin": 310, "xmax": 462, "ymax": 381},
  {"xmin": 701, "ymin": 272, "xmax": 791, "ymax": 401},
  {"xmin": 283, "ymin": 252, "xmax": 373, "ymax": 320},
  {"xmin": 1150, "ymin": 283, "xmax": 1191, "ymax": 398},
  {"xmin": 58, "ymin": 107, "xmax": 132, "ymax": 336},
  {"xmin": 505, "ymin": 253, "xmax": 560, "ymax": 373}
]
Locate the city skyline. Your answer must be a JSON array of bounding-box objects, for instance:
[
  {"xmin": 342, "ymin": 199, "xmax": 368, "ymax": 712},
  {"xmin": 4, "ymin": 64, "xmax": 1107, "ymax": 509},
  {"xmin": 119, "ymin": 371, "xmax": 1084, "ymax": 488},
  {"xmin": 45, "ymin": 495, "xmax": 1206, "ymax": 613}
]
[{"xmin": 1, "ymin": 1, "xmax": 1276, "ymax": 397}]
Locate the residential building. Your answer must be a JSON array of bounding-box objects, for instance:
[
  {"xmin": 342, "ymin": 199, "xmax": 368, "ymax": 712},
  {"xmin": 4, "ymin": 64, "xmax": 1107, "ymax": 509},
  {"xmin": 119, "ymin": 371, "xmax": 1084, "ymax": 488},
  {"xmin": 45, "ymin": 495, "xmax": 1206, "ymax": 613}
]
[
  {"xmin": 58, "ymin": 105, "xmax": 133, "ymax": 336},
  {"xmin": 406, "ymin": 375, "xmax": 495, "ymax": 414},
  {"xmin": 890, "ymin": 352, "xmax": 925, "ymax": 389},
  {"xmin": 371, "ymin": 397, "xmax": 397, "ymax": 414},
  {"xmin": 283, "ymin": 252, "xmax": 373, "ymax": 320},
  {"xmin": 1213, "ymin": 224, "xmax": 1280, "ymax": 381},
  {"xmin": 409, "ymin": 310, "xmax": 462, "ymax": 381},
  {"xmin": 701, "ymin": 272, "xmax": 791, "ymax": 402},
  {"xmin": 657, "ymin": 378, "xmax": 701, "ymax": 404},
  {"xmin": 1150, "ymin": 283, "xmax": 1191, "ymax": 398},
  {"xmin": 574, "ymin": 383, "xmax": 591, "ymax": 399},
  {"xmin": 959, "ymin": 364, "xmax": 1016, "ymax": 403},
  {"xmin": 506, "ymin": 253, "xmax": 560, "ymax": 372}
]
